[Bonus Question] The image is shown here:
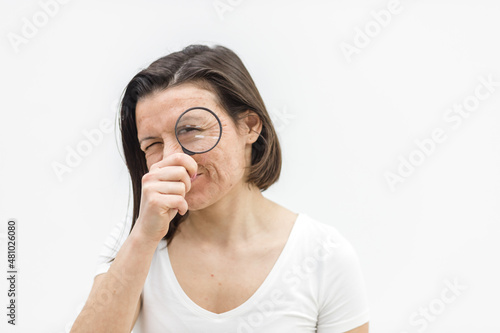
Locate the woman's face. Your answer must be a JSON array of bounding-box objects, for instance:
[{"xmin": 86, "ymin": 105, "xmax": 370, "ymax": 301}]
[{"xmin": 135, "ymin": 82, "xmax": 257, "ymax": 211}]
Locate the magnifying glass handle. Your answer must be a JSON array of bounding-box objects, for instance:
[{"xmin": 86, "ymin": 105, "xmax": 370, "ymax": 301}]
[{"xmin": 182, "ymin": 147, "xmax": 195, "ymax": 156}]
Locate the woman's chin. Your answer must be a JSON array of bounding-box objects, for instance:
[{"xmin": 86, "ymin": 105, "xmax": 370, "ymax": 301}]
[{"xmin": 186, "ymin": 194, "xmax": 209, "ymax": 212}]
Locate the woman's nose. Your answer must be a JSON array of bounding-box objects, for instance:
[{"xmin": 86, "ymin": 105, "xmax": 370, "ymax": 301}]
[{"xmin": 162, "ymin": 139, "xmax": 185, "ymax": 159}]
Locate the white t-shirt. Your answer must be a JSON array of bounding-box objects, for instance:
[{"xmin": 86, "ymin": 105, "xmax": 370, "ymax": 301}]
[{"xmin": 95, "ymin": 213, "xmax": 370, "ymax": 333}]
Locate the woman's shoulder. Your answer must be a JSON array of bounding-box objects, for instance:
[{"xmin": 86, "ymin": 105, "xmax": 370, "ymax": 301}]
[
  {"xmin": 296, "ymin": 213, "xmax": 352, "ymax": 246},
  {"xmin": 293, "ymin": 213, "xmax": 362, "ymax": 270},
  {"xmin": 294, "ymin": 214, "xmax": 370, "ymax": 330}
]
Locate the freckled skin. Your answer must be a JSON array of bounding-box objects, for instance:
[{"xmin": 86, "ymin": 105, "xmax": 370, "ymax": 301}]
[{"xmin": 136, "ymin": 83, "xmax": 252, "ymax": 212}]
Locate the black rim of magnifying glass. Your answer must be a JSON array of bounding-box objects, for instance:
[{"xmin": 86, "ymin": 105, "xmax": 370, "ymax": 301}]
[{"xmin": 175, "ymin": 106, "xmax": 223, "ymax": 156}]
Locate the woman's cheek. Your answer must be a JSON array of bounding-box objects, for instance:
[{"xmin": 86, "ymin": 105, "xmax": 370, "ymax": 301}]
[{"xmin": 145, "ymin": 154, "xmax": 161, "ymax": 170}]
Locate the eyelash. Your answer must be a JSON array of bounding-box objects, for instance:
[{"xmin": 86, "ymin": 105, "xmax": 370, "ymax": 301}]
[{"xmin": 145, "ymin": 142, "xmax": 160, "ymax": 151}]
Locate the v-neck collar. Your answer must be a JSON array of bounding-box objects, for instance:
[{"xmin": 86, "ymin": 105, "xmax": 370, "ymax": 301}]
[{"xmin": 163, "ymin": 213, "xmax": 304, "ymax": 320}]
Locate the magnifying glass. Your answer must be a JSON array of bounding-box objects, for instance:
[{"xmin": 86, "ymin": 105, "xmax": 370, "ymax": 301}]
[{"xmin": 175, "ymin": 107, "xmax": 222, "ymax": 156}]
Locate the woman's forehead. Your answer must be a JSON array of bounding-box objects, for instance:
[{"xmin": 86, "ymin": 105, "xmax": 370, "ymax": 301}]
[{"xmin": 136, "ymin": 85, "xmax": 223, "ymax": 122}]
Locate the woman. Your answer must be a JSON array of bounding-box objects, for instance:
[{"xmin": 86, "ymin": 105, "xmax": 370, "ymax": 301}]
[{"xmin": 71, "ymin": 44, "xmax": 370, "ymax": 333}]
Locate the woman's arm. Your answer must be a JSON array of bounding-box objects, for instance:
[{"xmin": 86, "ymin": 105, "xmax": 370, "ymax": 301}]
[
  {"xmin": 345, "ymin": 322, "xmax": 369, "ymax": 333},
  {"xmin": 70, "ymin": 227, "xmax": 158, "ymax": 333},
  {"xmin": 316, "ymin": 227, "xmax": 370, "ymax": 332},
  {"xmin": 71, "ymin": 153, "xmax": 197, "ymax": 332}
]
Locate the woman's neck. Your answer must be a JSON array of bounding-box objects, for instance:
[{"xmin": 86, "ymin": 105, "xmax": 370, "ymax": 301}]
[{"xmin": 178, "ymin": 183, "xmax": 276, "ymax": 249}]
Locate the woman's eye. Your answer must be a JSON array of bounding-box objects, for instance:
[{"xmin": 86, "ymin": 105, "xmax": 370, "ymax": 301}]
[
  {"xmin": 145, "ymin": 142, "xmax": 159, "ymax": 151},
  {"xmin": 178, "ymin": 127, "xmax": 201, "ymax": 135}
]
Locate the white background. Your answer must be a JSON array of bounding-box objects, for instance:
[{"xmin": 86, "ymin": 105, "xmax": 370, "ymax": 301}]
[{"xmin": 1, "ymin": 0, "xmax": 499, "ymax": 332}]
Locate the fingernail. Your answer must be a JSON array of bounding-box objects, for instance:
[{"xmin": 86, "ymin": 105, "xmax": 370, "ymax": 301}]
[{"xmin": 191, "ymin": 173, "xmax": 197, "ymax": 181}]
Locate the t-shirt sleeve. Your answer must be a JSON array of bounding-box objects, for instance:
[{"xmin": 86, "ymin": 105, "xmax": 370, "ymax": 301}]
[
  {"xmin": 316, "ymin": 230, "xmax": 370, "ymax": 332},
  {"xmin": 94, "ymin": 216, "xmax": 132, "ymax": 278}
]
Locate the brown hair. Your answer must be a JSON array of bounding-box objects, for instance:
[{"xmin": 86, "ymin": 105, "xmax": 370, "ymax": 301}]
[{"xmin": 119, "ymin": 44, "xmax": 282, "ymax": 245}]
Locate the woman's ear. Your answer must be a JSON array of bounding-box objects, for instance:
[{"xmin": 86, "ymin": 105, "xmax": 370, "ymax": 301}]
[{"xmin": 242, "ymin": 111, "xmax": 262, "ymax": 144}]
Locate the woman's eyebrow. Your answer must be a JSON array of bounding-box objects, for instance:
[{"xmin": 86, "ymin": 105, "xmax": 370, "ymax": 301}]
[{"xmin": 138, "ymin": 136, "xmax": 159, "ymax": 145}]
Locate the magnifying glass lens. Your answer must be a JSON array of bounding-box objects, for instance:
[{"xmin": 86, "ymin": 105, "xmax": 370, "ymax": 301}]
[{"xmin": 176, "ymin": 108, "xmax": 221, "ymax": 154}]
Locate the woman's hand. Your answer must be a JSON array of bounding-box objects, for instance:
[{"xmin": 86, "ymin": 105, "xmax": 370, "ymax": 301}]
[{"xmin": 134, "ymin": 153, "xmax": 198, "ymax": 243}]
